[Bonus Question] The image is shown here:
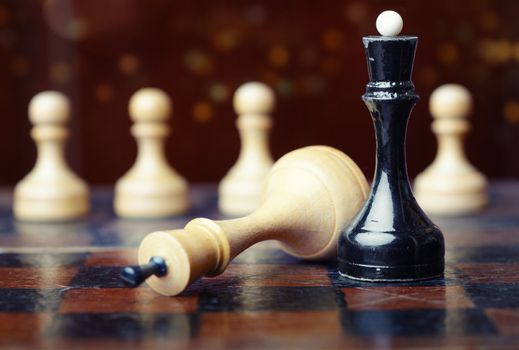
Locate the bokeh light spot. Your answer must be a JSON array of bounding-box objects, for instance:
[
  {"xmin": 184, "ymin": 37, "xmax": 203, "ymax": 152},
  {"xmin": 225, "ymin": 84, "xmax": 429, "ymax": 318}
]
[
  {"xmin": 66, "ymin": 18, "xmax": 88, "ymax": 40},
  {"xmin": 479, "ymin": 39, "xmax": 512, "ymax": 64},
  {"xmin": 504, "ymin": 101, "xmax": 519, "ymax": 124},
  {"xmin": 118, "ymin": 54, "xmax": 140, "ymax": 75},
  {"xmin": 212, "ymin": 30, "xmax": 239, "ymax": 52},
  {"xmin": 437, "ymin": 42, "xmax": 459, "ymax": 65},
  {"xmin": 243, "ymin": 4, "xmax": 267, "ymax": 24},
  {"xmin": 0, "ymin": 5, "xmax": 10, "ymax": 26},
  {"xmin": 50, "ymin": 62, "xmax": 71, "ymax": 84},
  {"xmin": 322, "ymin": 29, "xmax": 344, "ymax": 50},
  {"xmin": 268, "ymin": 45, "xmax": 290, "ymax": 67},
  {"xmin": 95, "ymin": 83, "xmax": 113, "ymax": 102},
  {"xmin": 478, "ymin": 12, "xmax": 499, "ymax": 32},
  {"xmin": 275, "ymin": 79, "xmax": 293, "ymax": 98},
  {"xmin": 456, "ymin": 23, "xmax": 474, "ymax": 44},
  {"xmin": 345, "ymin": 2, "xmax": 368, "ymax": 23},
  {"xmin": 193, "ymin": 101, "xmax": 213, "ymax": 123},
  {"xmin": 184, "ymin": 50, "xmax": 213, "ymax": 75},
  {"xmin": 513, "ymin": 43, "xmax": 519, "ymax": 63},
  {"xmin": 209, "ymin": 83, "xmax": 229, "ymax": 103},
  {"xmin": 301, "ymin": 76, "xmax": 325, "ymax": 95}
]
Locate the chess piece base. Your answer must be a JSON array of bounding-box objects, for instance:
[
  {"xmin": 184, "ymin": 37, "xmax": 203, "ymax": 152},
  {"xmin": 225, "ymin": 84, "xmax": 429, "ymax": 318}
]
[
  {"xmin": 338, "ymin": 259, "xmax": 444, "ymax": 282},
  {"xmin": 339, "ymin": 224, "xmax": 445, "ymax": 281},
  {"xmin": 14, "ymin": 179, "xmax": 89, "ymax": 222},
  {"xmin": 414, "ymin": 170, "xmax": 488, "ymax": 216},
  {"xmin": 415, "ymin": 191, "xmax": 487, "ymax": 216},
  {"xmin": 114, "ymin": 177, "xmax": 189, "ymax": 218}
]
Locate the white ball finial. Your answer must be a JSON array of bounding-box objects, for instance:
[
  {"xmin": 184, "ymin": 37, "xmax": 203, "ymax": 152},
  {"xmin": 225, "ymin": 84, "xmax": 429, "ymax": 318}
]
[
  {"xmin": 429, "ymin": 84, "xmax": 473, "ymax": 119},
  {"xmin": 233, "ymin": 82, "xmax": 275, "ymax": 115},
  {"xmin": 129, "ymin": 88, "xmax": 172, "ymax": 122},
  {"xmin": 376, "ymin": 10, "xmax": 403, "ymax": 37},
  {"xmin": 29, "ymin": 91, "xmax": 70, "ymax": 125}
]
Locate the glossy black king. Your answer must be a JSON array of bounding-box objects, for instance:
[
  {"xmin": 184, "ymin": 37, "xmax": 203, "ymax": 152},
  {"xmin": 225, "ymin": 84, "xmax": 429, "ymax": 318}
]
[{"xmin": 338, "ymin": 36, "xmax": 445, "ymax": 281}]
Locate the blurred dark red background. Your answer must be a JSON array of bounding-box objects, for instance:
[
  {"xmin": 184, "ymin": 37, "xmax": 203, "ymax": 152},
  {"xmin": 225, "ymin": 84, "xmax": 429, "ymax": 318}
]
[{"xmin": 0, "ymin": 0, "xmax": 517, "ymax": 185}]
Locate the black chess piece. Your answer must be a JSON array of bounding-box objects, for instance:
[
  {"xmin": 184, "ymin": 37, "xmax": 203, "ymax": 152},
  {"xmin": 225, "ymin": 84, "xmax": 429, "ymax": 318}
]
[
  {"xmin": 121, "ymin": 256, "xmax": 168, "ymax": 287},
  {"xmin": 338, "ymin": 36, "xmax": 445, "ymax": 281}
]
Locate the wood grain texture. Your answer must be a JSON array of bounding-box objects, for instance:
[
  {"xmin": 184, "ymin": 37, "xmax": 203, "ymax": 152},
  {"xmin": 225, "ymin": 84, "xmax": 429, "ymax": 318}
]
[{"xmin": 0, "ymin": 183, "xmax": 517, "ymax": 349}]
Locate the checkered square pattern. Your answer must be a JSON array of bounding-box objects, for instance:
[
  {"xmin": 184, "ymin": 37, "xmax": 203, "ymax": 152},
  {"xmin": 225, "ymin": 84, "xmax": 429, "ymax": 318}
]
[{"xmin": 0, "ymin": 185, "xmax": 518, "ymax": 349}]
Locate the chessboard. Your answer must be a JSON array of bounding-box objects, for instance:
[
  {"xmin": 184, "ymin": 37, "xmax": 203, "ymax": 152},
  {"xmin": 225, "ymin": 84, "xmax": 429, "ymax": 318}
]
[{"xmin": 0, "ymin": 183, "xmax": 518, "ymax": 349}]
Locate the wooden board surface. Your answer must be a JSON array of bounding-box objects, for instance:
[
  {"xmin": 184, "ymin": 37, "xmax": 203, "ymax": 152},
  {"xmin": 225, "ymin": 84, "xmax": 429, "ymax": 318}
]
[{"xmin": 0, "ymin": 183, "xmax": 518, "ymax": 349}]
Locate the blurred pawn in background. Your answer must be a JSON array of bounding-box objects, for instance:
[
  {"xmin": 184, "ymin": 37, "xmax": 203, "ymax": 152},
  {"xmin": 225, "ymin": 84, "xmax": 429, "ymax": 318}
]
[{"xmin": 0, "ymin": 1, "xmax": 517, "ymax": 190}]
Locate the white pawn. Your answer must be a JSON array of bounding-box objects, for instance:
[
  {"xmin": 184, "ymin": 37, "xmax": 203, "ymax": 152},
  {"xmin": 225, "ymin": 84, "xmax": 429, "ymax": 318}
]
[
  {"xmin": 114, "ymin": 88, "xmax": 189, "ymax": 218},
  {"xmin": 14, "ymin": 91, "xmax": 89, "ymax": 221},
  {"xmin": 414, "ymin": 84, "xmax": 488, "ymax": 215},
  {"xmin": 218, "ymin": 82, "xmax": 275, "ymax": 217}
]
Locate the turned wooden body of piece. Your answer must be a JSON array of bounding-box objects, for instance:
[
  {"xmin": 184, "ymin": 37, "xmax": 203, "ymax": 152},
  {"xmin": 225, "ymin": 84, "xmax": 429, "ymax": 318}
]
[
  {"xmin": 218, "ymin": 82, "xmax": 275, "ymax": 217},
  {"xmin": 135, "ymin": 146, "xmax": 369, "ymax": 296},
  {"xmin": 114, "ymin": 88, "xmax": 189, "ymax": 218},
  {"xmin": 14, "ymin": 91, "xmax": 89, "ymax": 222},
  {"xmin": 414, "ymin": 84, "xmax": 487, "ymax": 215}
]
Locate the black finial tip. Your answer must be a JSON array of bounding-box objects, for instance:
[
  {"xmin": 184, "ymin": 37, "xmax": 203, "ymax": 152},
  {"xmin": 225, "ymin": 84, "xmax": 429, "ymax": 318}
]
[{"xmin": 121, "ymin": 256, "xmax": 168, "ymax": 288}]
